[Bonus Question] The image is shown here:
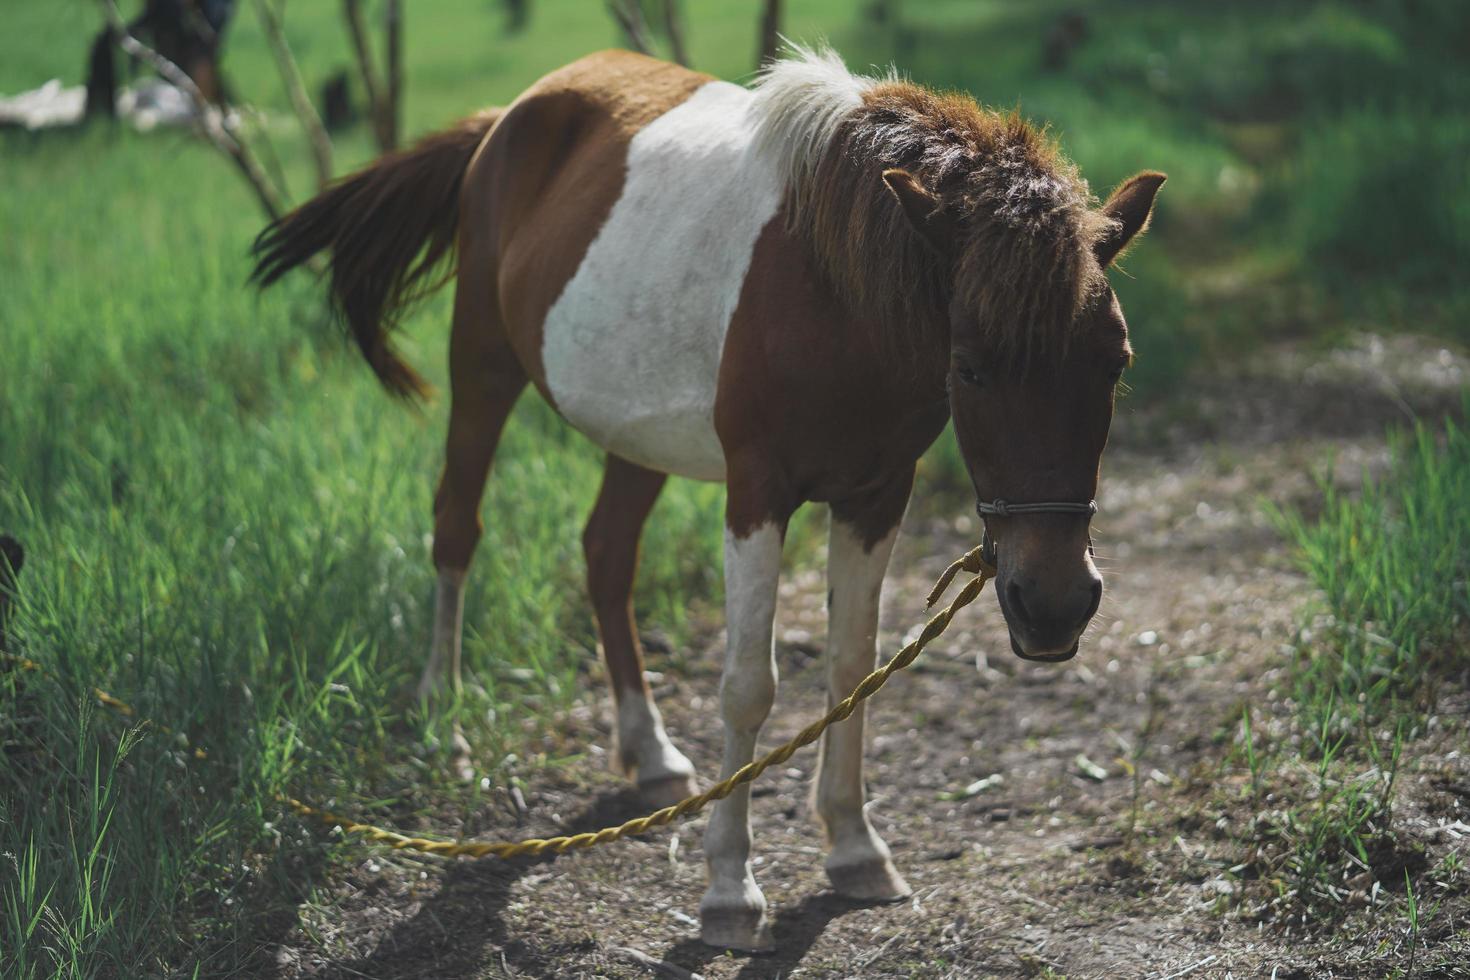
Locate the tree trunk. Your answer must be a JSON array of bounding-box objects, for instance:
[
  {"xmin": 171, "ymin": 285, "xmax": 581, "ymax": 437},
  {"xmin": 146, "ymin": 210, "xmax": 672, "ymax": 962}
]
[
  {"xmin": 607, "ymin": 0, "xmax": 654, "ymax": 57},
  {"xmin": 757, "ymin": 0, "xmax": 782, "ymax": 67},
  {"xmin": 662, "ymin": 0, "xmax": 689, "ymax": 67},
  {"xmin": 384, "ymin": 0, "xmax": 402, "ymax": 150},
  {"xmin": 343, "ymin": 0, "xmax": 390, "ymax": 151}
]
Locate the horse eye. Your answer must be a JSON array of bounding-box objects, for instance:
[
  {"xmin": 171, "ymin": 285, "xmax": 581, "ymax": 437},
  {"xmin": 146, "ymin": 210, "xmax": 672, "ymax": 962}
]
[{"xmin": 955, "ymin": 365, "xmax": 982, "ymax": 387}]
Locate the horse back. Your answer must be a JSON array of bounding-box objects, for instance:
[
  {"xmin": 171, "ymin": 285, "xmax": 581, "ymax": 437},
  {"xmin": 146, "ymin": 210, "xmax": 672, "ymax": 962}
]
[{"xmin": 463, "ymin": 51, "xmax": 784, "ymax": 480}]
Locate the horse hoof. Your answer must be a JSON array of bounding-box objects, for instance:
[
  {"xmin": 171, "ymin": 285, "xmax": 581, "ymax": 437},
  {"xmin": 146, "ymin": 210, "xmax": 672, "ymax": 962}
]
[
  {"xmin": 637, "ymin": 772, "xmax": 699, "ymax": 810},
  {"xmin": 827, "ymin": 856, "xmax": 912, "ymax": 903},
  {"xmin": 699, "ymin": 904, "xmax": 775, "ymax": 953}
]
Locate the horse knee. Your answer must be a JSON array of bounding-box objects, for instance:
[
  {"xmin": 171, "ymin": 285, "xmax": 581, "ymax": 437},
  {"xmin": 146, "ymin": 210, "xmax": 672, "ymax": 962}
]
[{"xmin": 719, "ymin": 654, "xmax": 776, "ymax": 736}]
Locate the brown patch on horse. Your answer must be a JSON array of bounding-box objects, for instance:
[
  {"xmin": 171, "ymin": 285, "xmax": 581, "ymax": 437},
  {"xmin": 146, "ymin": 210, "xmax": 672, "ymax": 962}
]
[
  {"xmin": 717, "ymin": 216, "xmax": 950, "ymax": 542},
  {"xmin": 464, "ymin": 50, "xmax": 711, "ymax": 395},
  {"xmin": 782, "ymin": 80, "xmax": 1114, "ymax": 366}
]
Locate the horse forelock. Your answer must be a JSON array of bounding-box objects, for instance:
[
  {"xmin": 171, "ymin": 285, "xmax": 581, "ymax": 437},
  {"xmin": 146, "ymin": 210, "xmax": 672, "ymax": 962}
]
[{"xmin": 751, "ymin": 47, "xmax": 1113, "ymax": 365}]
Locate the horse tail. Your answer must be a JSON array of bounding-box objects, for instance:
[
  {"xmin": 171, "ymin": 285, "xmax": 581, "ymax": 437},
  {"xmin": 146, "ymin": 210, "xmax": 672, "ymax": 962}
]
[{"xmin": 251, "ymin": 109, "xmax": 502, "ymax": 398}]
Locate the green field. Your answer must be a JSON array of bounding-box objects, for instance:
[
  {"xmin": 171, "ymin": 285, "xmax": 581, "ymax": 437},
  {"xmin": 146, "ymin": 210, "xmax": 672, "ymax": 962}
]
[{"xmin": 3, "ymin": 0, "xmax": 1468, "ymax": 974}]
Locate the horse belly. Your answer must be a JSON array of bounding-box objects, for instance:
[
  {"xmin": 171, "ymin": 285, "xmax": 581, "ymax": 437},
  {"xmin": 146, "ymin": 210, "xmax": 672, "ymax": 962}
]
[{"xmin": 540, "ymin": 81, "xmax": 781, "ymax": 482}]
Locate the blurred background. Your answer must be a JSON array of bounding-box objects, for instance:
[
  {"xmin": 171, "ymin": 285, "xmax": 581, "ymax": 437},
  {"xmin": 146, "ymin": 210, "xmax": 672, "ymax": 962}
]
[{"xmin": 2, "ymin": 2, "xmax": 1468, "ymax": 975}]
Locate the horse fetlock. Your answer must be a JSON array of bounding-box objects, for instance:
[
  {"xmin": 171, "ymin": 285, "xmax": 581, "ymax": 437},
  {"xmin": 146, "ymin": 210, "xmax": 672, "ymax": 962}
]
[
  {"xmin": 420, "ymin": 568, "xmax": 467, "ymax": 703},
  {"xmin": 699, "ymin": 875, "xmax": 773, "ymax": 952},
  {"xmin": 613, "ymin": 696, "xmax": 697, "ymax": 795},
  {"xmin": 448, "ymin": 725, "xmax": 475, "ymax": 782}
]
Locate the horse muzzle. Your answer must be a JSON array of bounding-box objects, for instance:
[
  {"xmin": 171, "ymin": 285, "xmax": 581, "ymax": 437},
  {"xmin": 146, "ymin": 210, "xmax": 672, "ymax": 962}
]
[{"xmin": 1008, "ymin": 629, "xmax": 1080, "ymax": 663}]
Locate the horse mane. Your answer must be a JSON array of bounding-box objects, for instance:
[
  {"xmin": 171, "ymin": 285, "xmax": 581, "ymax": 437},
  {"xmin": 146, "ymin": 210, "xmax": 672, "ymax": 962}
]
[{"xmin": 751, "ymin": 46, "xmax": 1114, "ymax": 362}]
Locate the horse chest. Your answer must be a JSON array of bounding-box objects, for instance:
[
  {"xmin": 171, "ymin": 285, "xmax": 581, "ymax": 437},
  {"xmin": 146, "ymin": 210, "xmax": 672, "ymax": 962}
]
[{"xmin": 540, "ymin": 81, "xmax": 782, "ymax": 482}]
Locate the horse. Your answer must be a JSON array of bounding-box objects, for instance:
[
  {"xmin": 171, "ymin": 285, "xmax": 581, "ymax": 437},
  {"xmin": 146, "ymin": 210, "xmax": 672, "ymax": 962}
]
[{"xmin": 252, "ymin": 45, "xmax": 1164, "ymax": 952}]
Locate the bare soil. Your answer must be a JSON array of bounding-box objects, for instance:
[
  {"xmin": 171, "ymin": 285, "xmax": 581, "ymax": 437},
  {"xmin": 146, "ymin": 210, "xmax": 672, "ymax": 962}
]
[{"xmin": 268, "ymin": 336, "xmax": 1470, "ymax": 979}]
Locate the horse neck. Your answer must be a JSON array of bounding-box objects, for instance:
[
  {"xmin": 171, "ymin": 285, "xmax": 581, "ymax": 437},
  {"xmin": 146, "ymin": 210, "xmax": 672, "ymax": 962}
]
[{"xmin": 847, "ymin": 289, "xmax": 952, "ymax": 401}]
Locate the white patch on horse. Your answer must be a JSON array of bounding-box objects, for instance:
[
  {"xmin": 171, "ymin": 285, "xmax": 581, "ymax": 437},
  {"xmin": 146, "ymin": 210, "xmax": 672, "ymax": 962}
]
[
  {"xmin": 814, "ymin": 520, "xmax": 911, "ymax": 900},
  {"xmin": 541, "ymin": 81, "xmax": 782, "ymax": 481},
  {"xmin": 701, "ymin": 521, "xmax": 784, "ymax": 949}
]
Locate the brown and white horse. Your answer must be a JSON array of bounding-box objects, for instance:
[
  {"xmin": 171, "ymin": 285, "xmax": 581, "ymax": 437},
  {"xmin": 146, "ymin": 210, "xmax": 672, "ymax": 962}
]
[{"xmin": 253, "ymin": 46, "xmax": 1164, "ymax": 951}]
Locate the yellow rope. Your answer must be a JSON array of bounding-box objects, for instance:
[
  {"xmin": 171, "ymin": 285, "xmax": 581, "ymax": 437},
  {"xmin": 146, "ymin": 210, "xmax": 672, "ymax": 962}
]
[
  {"xmin": 5, "ymin": 546, "xmax": 994, "ymax": 860},
  {"xmin": 3, "ymin": 653, "xmax": 210, "ymax": 758}
]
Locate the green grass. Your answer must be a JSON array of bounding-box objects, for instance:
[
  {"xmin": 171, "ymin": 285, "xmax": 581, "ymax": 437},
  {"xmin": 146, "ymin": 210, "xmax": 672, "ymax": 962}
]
[
  {"xmin": 0, "ymin": 3, "xmax": 745, "ymax": 972},
  {"xmin": 1277, "ymin": 407, "xmax": 1470, "ymax": 741},
  {"xmin": 3, "ymin": 0, "xmax": 1468, "ymax": 973},
  {"xmin": 1211, "ymin": 409, "xmax": 1470, "ymax": 927}
]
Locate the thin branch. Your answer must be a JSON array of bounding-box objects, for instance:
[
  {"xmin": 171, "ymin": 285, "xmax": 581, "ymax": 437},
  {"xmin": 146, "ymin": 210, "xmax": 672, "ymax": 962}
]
[
  {"xmin": 384, "ymin": 0, "xmax": 402, "ymax": 150},
  {"xmin": 102, "ymin": 0, "xmax": 285, "ymax": 220},
  {"xmin": 343, "ymin": 0, "xmax": 390, "ymax": 151},
  {"xmin": 242, "ymin": 103, "xmax": 294, "ymax": 204},
  {"xmin": 661, "ymin": 0, "xmax": 689, "ymax": 67},
  {"xmin": 607, "ymin": 0, "xmax": 654, "ymax": 57},
  {"xmin": 253, "ymin": 0, "xmax": 333, "ymax": 187},
  {"xmin": 757, "ymin": 0, "xmax": 782, "ymax": 67}
]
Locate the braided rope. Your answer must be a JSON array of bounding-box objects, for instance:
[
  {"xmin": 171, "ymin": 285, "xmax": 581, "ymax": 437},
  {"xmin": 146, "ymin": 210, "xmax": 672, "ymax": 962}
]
[
  {"xmin": 6, "ymin": 654, "xmax": 138, "ymax": 715},
  {"xmin": 6, "ymin": 547, "xmax": 995, "ymax": 861},
  {"xmin": 283, "ymin": 552, "xmax": 992, "ymax": 858}
]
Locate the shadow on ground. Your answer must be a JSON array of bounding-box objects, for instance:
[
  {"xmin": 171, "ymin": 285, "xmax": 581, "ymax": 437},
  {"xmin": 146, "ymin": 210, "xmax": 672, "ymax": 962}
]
[
  {"xmin": 310, "ymin": 785, "xmax": 693, "ymax": 979},
  {"xmin": 661, "ymin": 892, "xmax": 884, "ymax": 980}
]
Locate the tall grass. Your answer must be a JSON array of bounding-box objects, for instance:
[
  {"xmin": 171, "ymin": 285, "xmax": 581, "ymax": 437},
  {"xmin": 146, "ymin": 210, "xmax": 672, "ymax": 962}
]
[
  {"xmin": 1222, "ymin": 411, "xmax": 1470, "ymax": 925},
  {"xmin": 0, "ymin": 4, "xmax": 734, "ymax": 972},
  {"xmin": 1277, "ymin": 408, "xmax": 1470, "ymax": 741}
]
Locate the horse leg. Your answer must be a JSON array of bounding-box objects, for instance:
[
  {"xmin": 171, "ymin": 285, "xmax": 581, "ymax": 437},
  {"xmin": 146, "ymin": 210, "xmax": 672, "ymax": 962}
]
[
  {"xmin": 421, "ymin": 287, "xmax": 528, "ymax": 705},
  {"xmin": 700, "ymin": 476, "xmax": 791, "ymax": 952},
  {"xmin": 583, "ymin": 454, "xmax": 698, "ymax": 808},
  {"xmin": 813, "ymin": 476, "xmax": 914, "ymax": 902}
]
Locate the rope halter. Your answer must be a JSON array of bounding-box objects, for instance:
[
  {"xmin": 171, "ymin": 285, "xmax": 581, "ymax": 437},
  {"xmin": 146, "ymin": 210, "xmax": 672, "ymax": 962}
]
[{"xmin": 974, "ymin": 498, "xmax": 1098, "ymax": 567}]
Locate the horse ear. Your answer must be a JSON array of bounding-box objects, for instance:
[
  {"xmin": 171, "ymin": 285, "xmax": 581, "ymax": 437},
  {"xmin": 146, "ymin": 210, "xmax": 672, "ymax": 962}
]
[
  {"xmin": 883, "ymin": 169, "xmax": 954, "ymax": 253},
  {"xmin": 1095, "ymin": 171, "xmax": 1166, "ymax": 267}
]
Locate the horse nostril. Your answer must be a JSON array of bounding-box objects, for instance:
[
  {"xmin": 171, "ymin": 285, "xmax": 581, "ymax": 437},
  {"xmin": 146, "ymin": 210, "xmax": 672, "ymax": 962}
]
[
  {"xmin": 1084, "ymin": 577, "xmax": 1103, "ymax": 621},
  {"xmin": 1005, "ymin": 580, "xmax": 1030, "ymax": 624}
]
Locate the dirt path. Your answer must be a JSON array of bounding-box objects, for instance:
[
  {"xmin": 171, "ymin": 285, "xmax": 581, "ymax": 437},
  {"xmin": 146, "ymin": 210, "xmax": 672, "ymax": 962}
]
[{"xmin": 272, "ymin": 336, "xmax": 1469, "ymax": 979}]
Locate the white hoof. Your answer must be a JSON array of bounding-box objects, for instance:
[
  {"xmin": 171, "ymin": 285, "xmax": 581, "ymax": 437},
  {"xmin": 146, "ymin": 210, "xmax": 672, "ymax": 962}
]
[
  {"xmin": 637, "ymin": 772, "xmax": 700, "ymax": 810},
  {"xmin": 699, "ymin": 878, "xmax": 774, "ymax": 952},
  {"xmin": 699, "ymin": 901, "xmax": 774, "ymax": 952},
  {"xmin": 826, "ymin": 854, "xmax": 911, "ymax": 902}
]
